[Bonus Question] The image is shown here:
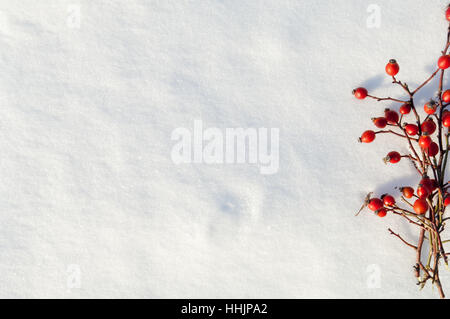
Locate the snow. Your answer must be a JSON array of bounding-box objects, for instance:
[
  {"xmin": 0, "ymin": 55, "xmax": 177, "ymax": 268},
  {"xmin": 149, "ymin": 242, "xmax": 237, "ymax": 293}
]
[{"xmin": 0, "ymin": 0, "xmax": 449, "ymax": 298}]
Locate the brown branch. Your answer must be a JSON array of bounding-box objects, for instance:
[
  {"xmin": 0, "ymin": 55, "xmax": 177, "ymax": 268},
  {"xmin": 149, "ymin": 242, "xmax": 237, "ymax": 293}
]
[
  {"xmin": 411, "ymin": 68, "xmax": 440, "ymax": 95},
  {"xmin": 366, "ymin": 94, "xmax": 408, "ymax": 103},
  {"xmin": 392, "ymin": 76, "xmax": 412, "ymax": 96},
  {"xmin": 391, "ymin": 210, "xmax": 427, "ymax": 229},
  {"xmin": 375, "ymin": 130, "xmax": 416, "ymax": 140},
  {"xmin": 416, "ymin": 229, "xmax": 426, "ymax": 278},
  {"xmin": 353, "ymin": 13, "xmax": 450, "ymax": 299},
  {"xmin": 388, "ymin": 228, "xmax": 418, "ymax": 250}
]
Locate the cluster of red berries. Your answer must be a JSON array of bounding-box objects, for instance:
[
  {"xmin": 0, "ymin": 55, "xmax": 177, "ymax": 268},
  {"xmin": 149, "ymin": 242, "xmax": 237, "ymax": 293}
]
[
  {"xmin": 359, "ymin": 109, "xmax": 441, "ymax": 159},
  {"xmin": 398, "ymin": 176, "xmax": 450, "ymax": 215},
  {"xmin": 367, "ymin": 194, "xmax": 395, "ymax": 217},
  {"xmin": 353, "ymin": 5, "xmax": 450, "ymax": 299},
  {"xmin": 353, "ymin": 48, "xmax": 450, "ymax": 216},
  {"xmin": 364, "ymin": 175, "xmax": 450, "ymax": 218}
]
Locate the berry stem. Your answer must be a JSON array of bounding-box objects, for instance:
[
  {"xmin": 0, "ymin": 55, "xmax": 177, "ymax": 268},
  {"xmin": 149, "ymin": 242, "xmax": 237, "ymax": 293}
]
[
  {"xmin": 388, "ymin": 228, "xmax": 418, "ymax": 250},
  {"xmin": 416, "ymin": 229, "xmax": 425, "ymax": 278},
  {"xmin": 355, "ymin": 11, "xmax": 450, "ymax": 299},
  {"xmin": 366, "ymin": 94, "xmax": 408, "ymax": 103},
  {"xmin": 411, "ymin": 68, "xmax": 440, "ymax": 95},
  {"xmin": 375, "ymin": 129, "xmax": 415, "ymax": 140}
]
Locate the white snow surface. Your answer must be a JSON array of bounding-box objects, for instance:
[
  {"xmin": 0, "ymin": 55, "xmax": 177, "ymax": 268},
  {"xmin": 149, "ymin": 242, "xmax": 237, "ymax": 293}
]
[{"xmin": 1, "ymin": 0, "xmax": 450, "ymax": 298}]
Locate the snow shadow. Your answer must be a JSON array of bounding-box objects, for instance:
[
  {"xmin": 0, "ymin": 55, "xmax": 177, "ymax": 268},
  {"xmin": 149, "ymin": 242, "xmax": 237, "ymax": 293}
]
[{"xmin": 360, "ymin": 74, "xmax": 385, "ymax": 92}]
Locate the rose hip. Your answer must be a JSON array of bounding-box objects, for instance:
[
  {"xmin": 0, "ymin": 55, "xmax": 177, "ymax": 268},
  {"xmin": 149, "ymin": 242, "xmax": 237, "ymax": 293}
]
[
  {"xmin": 368, "ymin": 198, "xmax": 384, "ymax": 211},
  {"xmin": 399, "ymin": 103, "xmax": 411, "ymax": 115},
  {"xmin": 385, "ymin": 59, "xmax": 399, "ymax": 76},
  {"xmin": 359, "ymin": 130, "xmax": 376, "ymax": 143},
  {"xmin": 401, "ymin": 187, "xmax": 414, "ymax": 199},
  {"xmin": 384, "ymin": 109, "xmax": 399, "ymax": 124},
  {"xmin": 353, "ymin": 87, "xmax": 368, "ymax": 99},
  {"xmin": 413, "ymin": 198, "xmax": 428, "ymax": 215},
  {"xmin": 382, "ymin": 194, "xmax": 396, "ymax": 207},
  {"xmin": 405, "ymin": 124, "xmax": 419, "ymax": 136},
  {"xmin": 384, "ymin": 151, "xmax": 401, "ymax": 164},
  {"xmin": 421, "ymin": 120, "xmax": 436, "ymax": 135},
  {"xmin": 372, "ymin": 117, "xmax": 387, "ymax": 128}
]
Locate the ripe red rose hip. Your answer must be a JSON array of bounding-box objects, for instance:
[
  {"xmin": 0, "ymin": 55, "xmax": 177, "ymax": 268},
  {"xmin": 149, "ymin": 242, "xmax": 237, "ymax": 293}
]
[
  {"xmin": 445, "ymin": 195, "xmax": 450, "ymax": 207},
  {"xmin": 399, "ymin": 103, "xmax": 411, "ymax": 115},
  {"xmin": 368, "ymin": 198, "xmax": 383, "ymax": 212},
  {"xmin": 381, "ymin": 194, "xmax": 395, "ymax": 207},
  {"xmin": 445, "ymin": 198, "xmax": 450, "ymax": 207},
  {"xmin": 384, "ymin": 109, "xmax": 399, "ymax": 124},
  {"xmin": 438, "ymin": 55, "xmax": 450, "ymax": 69},
  {"xmin": 420, "ymin": 176, "xmax": 433, "ymax": 189},
  {"xmin": 417, "ymin": 185, "xmax": 430, "ymax": 199},
  {"xmin": 443, "ymin": 112, "xmax": 450, "ymax": 127},
  {"xmin": 359, "ymin": 130, "xmax": 375, "ymax": 143},
  {"xmin": 443, "ymin": 89, "xmax": 450, "ymax": 103},
  {"xmin": 421, "ymin": 120, "xmax": 436, "ymax": 135},
  {"xmin": 401, "ymin": 187, "xmax": 414, "ymax": 199},
  {"xmin": 419, "ymin": 135, "xmax": 432, "ymax": 149},
  {"xmin": 372, "ymin": 117, "xmax": 387, "ymax": 128},
  {"xmin": 427, "ymin": 142, "xmax": 439, "ymax": 157},
  {"xmin": 430, "ymin": 179, "xmax": 438, "ymax": 191},
  {"xmin": 353, "ymin": 87, "xmax": 368, "ymax": 99},
  {"xmin": 353, "ymin": 13, "xmax": 450, "ymax": 295},
  {"xmin": 384, "ymin": 151, "xmax": 401, "ymax": 164},
  {"xmin": 405, "ymin": 124, "xmax": 419, "ymax": 136},
  {"xmin": 424, "ymin": 100, "xmax": 437, "ymax": 115},
  {"xmin": 376, "ymin": 208, "xmax": 387, "ymax": 218},
  {"xmin": 385, "ymin": 59, "xmax": 399, "ymax": 76},
  {"xmin": 413, "ymin": 198, "xmax": 428, "ymax": 215}
]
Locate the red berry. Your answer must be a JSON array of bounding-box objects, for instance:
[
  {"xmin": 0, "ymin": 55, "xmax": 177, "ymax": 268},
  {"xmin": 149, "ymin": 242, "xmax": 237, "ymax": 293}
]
[
  {"xmin": 445, "ymin": 196, "xmax": 450, "ymax": 207},
  {"xmin": 368, "ymin": 198, "xmax": 383, "ymax": 211},
  {"xmin": 420, "ymin": 176, "xmax": 434, "ymax": 191},
  {"xmin": 443, "ymin": 113, "xmax": 450, "ymax": 127},
  {"xmin": 427, "ymin": 142, "xmax": 439, "ymax": 157},
  {"xmin": 421, "ymin": 120, "xmax": 436, "ymax": 135},
  {"xmin": 447, "ymin": 6, "xmax": 450, "ymax": 21},
  {"xmin": 382, "ymin": 194, "xmax": 396, "ymax": 207},
  {"xmin": 417, "ymin": 185, "xmax": 430, "ymax": 198},
  {"xmin": 413, "ymin": 198, "xmax": 428, "ymax": 215},
  {"xmin": 384, "ymin": 151, "xmax": 401, "ymax": 164},
  {"xmin": 419, "ymin": 135, "xmax": 432, "ymax": 149},
  {"xmin": 399, "ymin": 103, "xmax": 411, "ymax": 115},
  {"xmin": 353, "ymin": 87, "xmax": 368, "ymax": 99},
  {"xmin": 431, "ymin": 179, "xmax": 438, "ymax": 191},
  {"xmin": 385, "ymin": 109, "xmax": 399, "ymax": 124},
  {"xmin": 422, "ymin": 180, "xmax": 438, "ymax": 194},
  {"xmin": 438, "ymin": 55, "xmax": 450, "ymax": 69},
  {"xmin": 376, "ymin": 208, "xmax": 387, "ymax": 218},
  {"xmin": 401, "ymin": 187, "xmax": 414, "ymax": 199},
  {"xmin": 372, "ymin": 117, "xmax": 387, "ymax": 129},
  {"xmin": 443, "ymin": 89, "xmax": 450, "ymax": 103},
  {"xmin": 424, "ymin": 100, "xmax": 437, "ymax": 115},
  {"xmin": 385, "ymin": 59, "xmax": 399, "ymax": 76},
  {"xmin": 405, "ymin": 124, "xmax": 419, "ymax": 136},
  {"xmin": 359, "ymin": 130, "xmax": 375, "ymax": 143}
]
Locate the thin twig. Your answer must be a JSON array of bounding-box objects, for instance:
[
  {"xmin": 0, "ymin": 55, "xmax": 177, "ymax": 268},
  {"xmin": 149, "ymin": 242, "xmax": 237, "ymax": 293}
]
[{"xmin": 388, "ymin": 228, "xmax": 418, "ymax": 250}]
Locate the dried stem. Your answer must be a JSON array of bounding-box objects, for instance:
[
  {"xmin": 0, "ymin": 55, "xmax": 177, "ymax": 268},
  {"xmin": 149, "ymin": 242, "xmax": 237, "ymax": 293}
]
[
  {"xmin": 388, "ymin": 228, "xmax": 418, "ymax": 250},
  {"xmin": 355, "ymin": 15, "xmax": 450, "ymax": 298}
]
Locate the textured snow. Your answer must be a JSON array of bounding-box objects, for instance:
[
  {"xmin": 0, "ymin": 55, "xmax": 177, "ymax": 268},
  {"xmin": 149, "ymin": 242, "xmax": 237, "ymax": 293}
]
[{"xmin": 0, "ymin": 0, "xmax": 449, "ymax": 298}]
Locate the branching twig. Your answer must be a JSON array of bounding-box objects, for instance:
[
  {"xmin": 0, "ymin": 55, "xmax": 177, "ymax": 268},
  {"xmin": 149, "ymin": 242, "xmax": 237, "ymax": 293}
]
[
  {"xmin": 354, "ymin": 8, "xmax": 450, "ymax": 299},
  {"xmin": 388, "ymin": 228, "xmax": 418, "ymax": 250}
]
